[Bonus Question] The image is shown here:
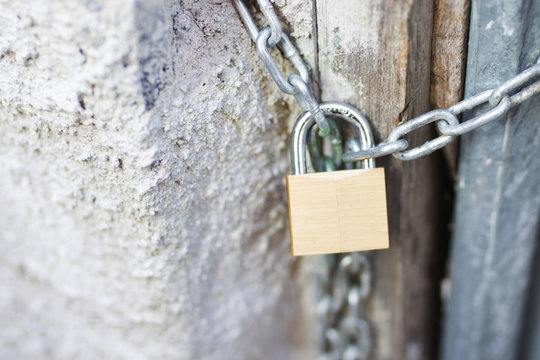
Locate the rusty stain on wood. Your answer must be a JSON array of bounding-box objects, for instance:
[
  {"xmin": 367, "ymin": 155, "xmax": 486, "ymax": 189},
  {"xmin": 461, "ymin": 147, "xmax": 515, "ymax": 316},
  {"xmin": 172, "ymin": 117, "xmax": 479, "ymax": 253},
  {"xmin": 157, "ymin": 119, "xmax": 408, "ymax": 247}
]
[
  {"xmin": 430, "ymin": 0, "xmax": 469, "ymax": 109},
  {"xmin": 430, "ymin": 0, "xmax": 470, "ymax": 178}
]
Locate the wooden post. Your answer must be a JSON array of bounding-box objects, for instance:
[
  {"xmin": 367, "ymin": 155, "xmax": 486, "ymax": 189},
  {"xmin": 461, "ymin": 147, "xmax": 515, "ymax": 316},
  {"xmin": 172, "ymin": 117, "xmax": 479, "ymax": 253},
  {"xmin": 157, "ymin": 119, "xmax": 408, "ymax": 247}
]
[{"xmin": 315, "ymin": 1, "xmax": 466, "ymax": 358}]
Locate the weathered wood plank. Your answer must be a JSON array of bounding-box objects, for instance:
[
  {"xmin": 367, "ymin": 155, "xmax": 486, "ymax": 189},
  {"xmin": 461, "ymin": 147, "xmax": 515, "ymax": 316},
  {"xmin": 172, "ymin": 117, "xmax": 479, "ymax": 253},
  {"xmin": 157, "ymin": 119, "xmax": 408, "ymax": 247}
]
[
  {"xmin": 316, "ymin": 1, "xmax": 451, "ymax": 359},
  {"xmin": 430, "ymin": 0, "xmax": 469, "ymax": 109},
  {"xmin": 441, "ymin": 0, "xmax": 540, "ymax": 359}
]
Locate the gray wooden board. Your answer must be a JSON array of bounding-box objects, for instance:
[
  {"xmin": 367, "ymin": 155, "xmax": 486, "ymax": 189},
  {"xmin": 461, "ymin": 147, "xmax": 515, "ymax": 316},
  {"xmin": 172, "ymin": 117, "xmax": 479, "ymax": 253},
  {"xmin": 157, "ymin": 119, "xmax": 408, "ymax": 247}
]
[
  {"xmin": 441, "ymin": 0, "xmax": 540, "ymax": 359},
  {"xmin": 521, "ymin": 244, "xmax": 540, "ymax": 360}
]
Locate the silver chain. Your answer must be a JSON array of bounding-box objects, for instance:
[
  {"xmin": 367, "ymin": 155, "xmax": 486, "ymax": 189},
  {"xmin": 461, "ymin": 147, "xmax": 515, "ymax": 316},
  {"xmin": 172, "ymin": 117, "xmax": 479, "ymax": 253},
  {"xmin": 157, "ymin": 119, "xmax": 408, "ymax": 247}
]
[
  {"xmin": 232, "ymin": 1, "xmax": 539, "ymax": 359},
  {"xmin": 232, "ymin": 3, "xmax": 373, "ymax": 359},
  {"xmin": 344, "ymin": 60, "xmax": 540, "ymax": 161},
  {"xmin": 316, "ymin": 137, "xmax": 373, "ymax": 360},
  {"xmin": 232, "ymin": 0, "xmax": 330, "ymax": 137},
  {"xmin": 317, "ymin": 252, "xmax": 373, "ymax": 360},
  {"xmin": 232, "ymin": 0, "xmax": 540, "ymax": 162}
]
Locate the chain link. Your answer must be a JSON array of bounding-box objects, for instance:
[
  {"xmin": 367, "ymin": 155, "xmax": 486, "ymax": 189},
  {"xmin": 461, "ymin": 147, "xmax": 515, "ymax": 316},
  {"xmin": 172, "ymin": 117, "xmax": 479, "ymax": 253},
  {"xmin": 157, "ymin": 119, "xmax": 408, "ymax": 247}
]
[
  {"xmin": 344, "ymin": 60, "xmax": 540, "ymax": 162},
  {"xmin": 232, "ymin": 0, "xmax": 330, "ymax": 136},
  {"xmin": 257, "ymin": 0, "xmax": 282, "ymax": 47},
  {"xmin": 308, "ymin": 119, "xmax": 343, "ymax": 172},
  {"xmin": 387, "ymin": 110, "xmax": 459, "ymax": 161},
  {"xmin": 318, "ymin": 250, "xmax": 373, "ymax": 360}
]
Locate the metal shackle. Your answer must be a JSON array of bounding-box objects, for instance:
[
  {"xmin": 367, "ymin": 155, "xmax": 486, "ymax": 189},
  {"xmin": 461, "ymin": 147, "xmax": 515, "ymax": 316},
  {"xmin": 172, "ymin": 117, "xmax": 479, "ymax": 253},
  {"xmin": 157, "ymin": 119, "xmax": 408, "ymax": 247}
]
[{"xmin": 290, "ymin": 102, "xmax": 375, "ymax": 175}]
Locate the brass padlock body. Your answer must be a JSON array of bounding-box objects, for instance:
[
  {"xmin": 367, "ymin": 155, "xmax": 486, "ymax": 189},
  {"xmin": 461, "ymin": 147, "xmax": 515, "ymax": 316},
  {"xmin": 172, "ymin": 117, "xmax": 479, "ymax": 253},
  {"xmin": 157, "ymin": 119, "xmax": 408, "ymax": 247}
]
[
  {"xmin": 287, "ymin": 103, "xmax": 389, "ymax": 256},
  {"xmin": 287, "ymin": 168, "xmax": 388, "ymax": 256}
]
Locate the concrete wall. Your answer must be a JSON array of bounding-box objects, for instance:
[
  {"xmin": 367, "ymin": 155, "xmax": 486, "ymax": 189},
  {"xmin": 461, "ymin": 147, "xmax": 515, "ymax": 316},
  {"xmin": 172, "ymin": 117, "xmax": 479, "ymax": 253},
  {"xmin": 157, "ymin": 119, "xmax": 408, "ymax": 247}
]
[{"xmin": 0, "ymin": 0, "xmax": 317, "ymax": 358}]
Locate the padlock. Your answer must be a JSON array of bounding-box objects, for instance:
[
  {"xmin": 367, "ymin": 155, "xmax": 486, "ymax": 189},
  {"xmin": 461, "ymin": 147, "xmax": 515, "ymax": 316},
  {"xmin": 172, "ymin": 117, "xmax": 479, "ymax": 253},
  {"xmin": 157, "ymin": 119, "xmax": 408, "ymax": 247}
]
[{"xmin": 286, "ymin": 102, "xmax": 389, "ymax": 256}]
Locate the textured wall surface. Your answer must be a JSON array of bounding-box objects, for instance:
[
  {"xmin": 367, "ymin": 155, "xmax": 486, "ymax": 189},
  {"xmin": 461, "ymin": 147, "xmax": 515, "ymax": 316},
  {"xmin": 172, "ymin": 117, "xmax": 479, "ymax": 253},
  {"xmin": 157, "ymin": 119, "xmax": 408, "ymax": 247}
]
[{"xmin": 0, "ymin": 0, "xmax": 318, "ymax": 358}]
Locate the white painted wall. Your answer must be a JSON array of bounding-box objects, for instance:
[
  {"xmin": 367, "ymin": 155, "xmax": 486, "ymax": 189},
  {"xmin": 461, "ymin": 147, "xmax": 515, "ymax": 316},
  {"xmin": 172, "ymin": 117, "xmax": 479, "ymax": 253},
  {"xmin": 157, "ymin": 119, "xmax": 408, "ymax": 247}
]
[{"xmin": 0, "ymin": 0, "xmax": 317, "ymax": 358}]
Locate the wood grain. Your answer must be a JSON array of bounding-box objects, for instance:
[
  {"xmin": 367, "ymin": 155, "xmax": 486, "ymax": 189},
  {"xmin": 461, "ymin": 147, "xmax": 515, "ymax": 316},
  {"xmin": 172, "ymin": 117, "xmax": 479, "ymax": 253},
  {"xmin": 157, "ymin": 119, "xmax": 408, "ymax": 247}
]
[
  {"xmin": 287, "ymin": 168, "xmax": 389, "ymax": 256},
  {"xmin": 316, "ymin": 1, "xmax": 460, "ymax": 359},
  {"xmin": 441, "ymin": 1, "xmax": 540, "ymax": 359},
  {"xmin": 431, "ymin": 0, "xmax": 470, "ymax": 178}
]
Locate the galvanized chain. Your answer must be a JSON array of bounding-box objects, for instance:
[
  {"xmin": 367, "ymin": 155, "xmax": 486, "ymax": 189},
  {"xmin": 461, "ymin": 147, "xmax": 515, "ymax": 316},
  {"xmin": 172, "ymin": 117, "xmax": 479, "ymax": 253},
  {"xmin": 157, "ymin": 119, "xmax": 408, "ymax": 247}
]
[
  {"xmin": 308, "ymin": 131, "xmax": 373, "ymax": 359},
  {"xmin": 317, "ymin": 241, "xmax": 373, "ymax": 360},
  {"xmin": 344, "ymin": 59, "xmax": 540, "ymax": 161},
  {"xmin": 308, "ymin": 120, "xmax": 343, "ymax": 172},
  {"xmin": 232, "ymin": 6, "xmax": 374, "ymax": 358},
  {"xmin": 233, "ymin": 2, "xmax": 539, "ymax": 359},
  {"xmin": 232, "ymin": 0, "xmax": 330, "ymax": 137},
  {"xmin": 234, "ymin": 1, "xmax": 540, "ymax": 163},
  {"xmin": 312, "ymin": 138, "xmax": 373, "ymax": 360}
]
